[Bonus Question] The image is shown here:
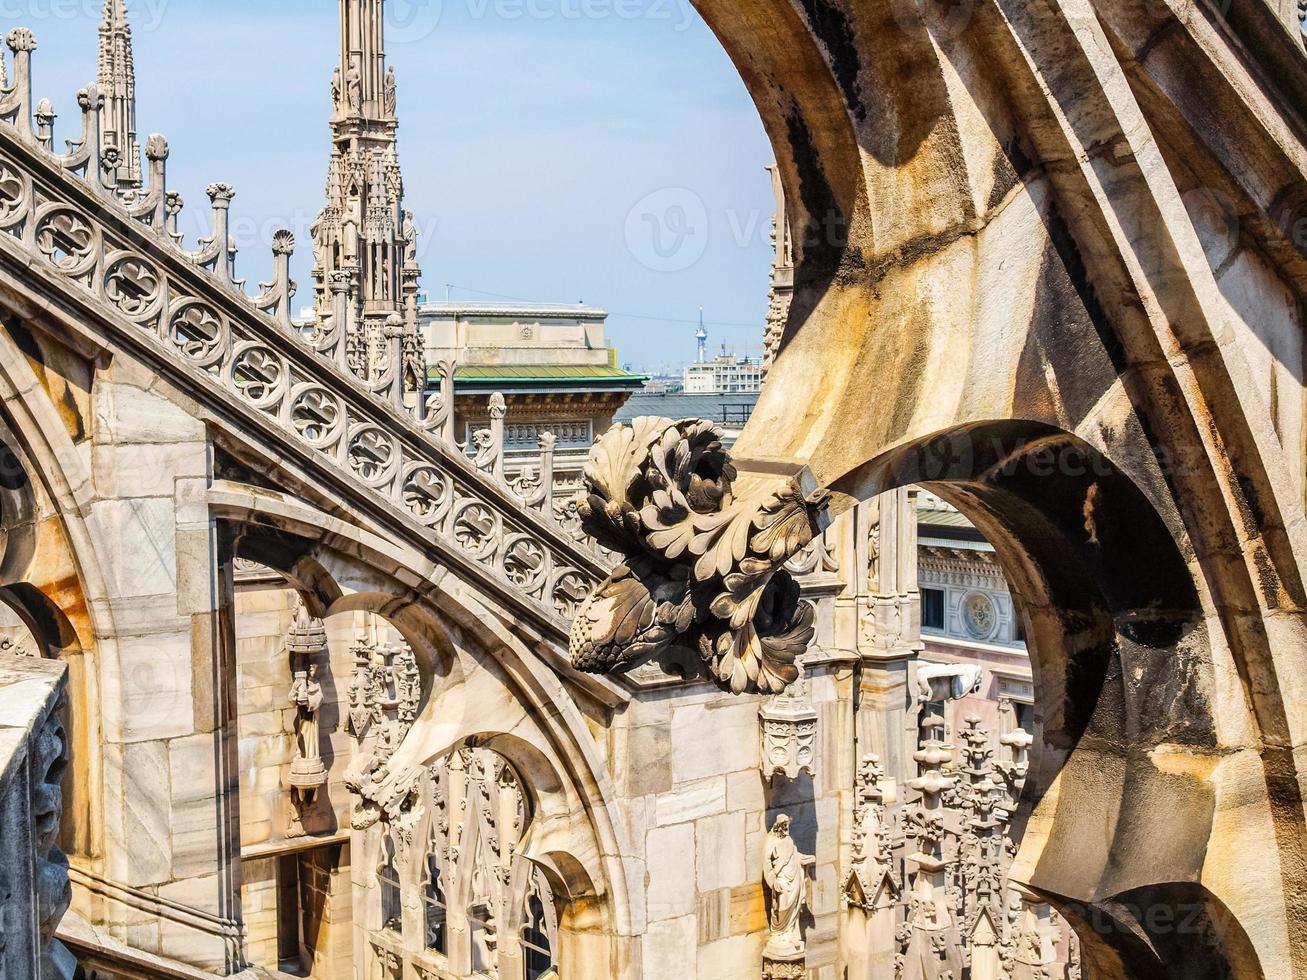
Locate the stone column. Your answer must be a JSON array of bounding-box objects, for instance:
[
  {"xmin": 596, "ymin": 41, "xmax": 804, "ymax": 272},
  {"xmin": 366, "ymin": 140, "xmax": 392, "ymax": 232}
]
[
  {"xmin": 857, "ymin": 488, "xmax": 922, "ymax": 795},
  {"xmin": 78, "ymin": 365, "xmax": 246, "ymax": 971}
]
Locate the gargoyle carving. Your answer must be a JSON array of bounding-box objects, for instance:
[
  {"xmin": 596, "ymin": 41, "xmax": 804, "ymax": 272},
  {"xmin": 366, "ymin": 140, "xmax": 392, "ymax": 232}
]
[{"xmin": 568, "ymin": 417, "xmax": 829, "ymax": 694}]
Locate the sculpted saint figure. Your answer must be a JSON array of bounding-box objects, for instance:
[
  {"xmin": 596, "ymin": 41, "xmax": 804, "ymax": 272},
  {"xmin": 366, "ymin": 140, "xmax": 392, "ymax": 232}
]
[
  {"xmin": 289, "ymin": 664, "xmax": 324, "ymax": 763},
  {"xmin": 763, "ymin": 814, "xmax": 813, "ymax": 958},
  {"xmin": 384, "ymin": 66, "xmax": 398, "ymax": 116},
  {"xmin": 345, "ymin": 60, "xmax": 362, "ymax": 114}
]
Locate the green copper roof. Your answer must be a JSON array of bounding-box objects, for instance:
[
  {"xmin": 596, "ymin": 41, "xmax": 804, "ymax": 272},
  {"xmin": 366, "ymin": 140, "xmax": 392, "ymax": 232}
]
[{"xmin": 435, "ymin": 364, "xmax": 648, "ymax": 385}]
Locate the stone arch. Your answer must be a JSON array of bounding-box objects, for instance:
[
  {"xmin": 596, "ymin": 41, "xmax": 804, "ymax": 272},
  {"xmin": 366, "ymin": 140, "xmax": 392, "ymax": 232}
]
[
  {"xmin": 1055, "ymin": 881, "xmax": 1266, "ymax": 980},
  {"xmin": 780, "ymin": 419, "xmax": 1265, "ymax": 977},
  {"xmin": 662, "ymin": 1, "xmax": 1307, "ymax": 973},
  {"xmin": 208, "ymin": 482, "xmax": 638, "ymax": 971},
  {"xmin": 453, "ymin": 731, "xmax": 606, "ymax": 916},
  {"xmin": 714, "ymin": 0, "xmax": 1307, "ymax": 781},
  {"xmin": 0, "ymin": 324, "xmax": 128, "ymax": 864}
]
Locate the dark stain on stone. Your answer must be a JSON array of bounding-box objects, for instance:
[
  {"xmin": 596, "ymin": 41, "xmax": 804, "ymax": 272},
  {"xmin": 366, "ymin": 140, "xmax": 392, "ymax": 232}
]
[
  {"xmin": 1039, "ymin": 198, "xmax": 1130, "ymax": 377},
  {"xmin": 1252, "ymin": 546, "xmax": 1279, "ymax": 605},
  {"xmin": 1015, "ymin": 239, "xmax": 1119, "ymax": 425},
  {"xmin": 914, "ymin": 421, "xmax": 1208, "ymax": 747},
  {"xmin": 784, "ymin": 108, "xmax": 847, "ymax": 286},
  {"xmin": 796, "ymin": 0, "xmax": 866, "ymax": 122},
  {"xmin": 986, "ymin": 137, "xmax": 1027, "ymax": 215},
  {"xmin": 1235, "ymin": 472, "xmax": 1266, "ymax": 538},
  {"xmin": 7, "ymin": 318, "xmax": 44, "ymax": 368}
]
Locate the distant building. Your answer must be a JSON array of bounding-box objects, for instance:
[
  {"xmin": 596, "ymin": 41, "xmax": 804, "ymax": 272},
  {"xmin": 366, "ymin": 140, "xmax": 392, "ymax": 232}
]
[
  {"xmin": 421, "ymin": 301, "xmax": 646, "ymax": 453},
  {"xmin": 615, "ymin": 390, "xmax": 759, "ymax": 446},
  {"xmin": 641, "ymin": 375, "xmax": 685, "ymax": 395},
  {"xmin": 916, "ymin": 490, "xmax": 1035, "ymax": 741},
  {"xmin": 682, "ymin": 353, "xmax": 765, "ymax": 395}
]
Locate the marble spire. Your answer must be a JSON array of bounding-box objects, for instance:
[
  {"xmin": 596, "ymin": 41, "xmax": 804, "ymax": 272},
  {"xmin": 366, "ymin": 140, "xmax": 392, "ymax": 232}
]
[
  {"xmin": 314, "ymin": 0, "xmax": 423, "ymax": 393},
  {"xmin": 98, "ymin": 0, "xmax": 142, "ymax": 190}
]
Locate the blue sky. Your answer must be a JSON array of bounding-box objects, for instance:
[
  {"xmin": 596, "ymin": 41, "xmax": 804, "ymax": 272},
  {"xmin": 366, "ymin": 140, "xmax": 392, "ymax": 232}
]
[{"xmin": 19, "ymin": 0, "xmax": 776, "ymax": 372}]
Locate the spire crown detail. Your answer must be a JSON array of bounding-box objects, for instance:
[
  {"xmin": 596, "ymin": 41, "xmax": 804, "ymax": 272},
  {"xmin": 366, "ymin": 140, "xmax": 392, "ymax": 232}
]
[
  {"xmin": 98, "ymin": 0, "xmax": 141, "ymax": 190},
  {"xmin": 315, "ymin": 0, "xmax": 423, "ymax": 392}
]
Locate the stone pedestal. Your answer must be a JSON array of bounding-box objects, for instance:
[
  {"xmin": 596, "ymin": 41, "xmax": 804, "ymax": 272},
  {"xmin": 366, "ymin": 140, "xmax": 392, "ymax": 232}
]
[
  {"xmin": 759, "ymin": 693, "xmax": 818, "ymax": 783},
  {"xmin": 762, "ymin": 951, "xmax": 806, "ymax": 979}
]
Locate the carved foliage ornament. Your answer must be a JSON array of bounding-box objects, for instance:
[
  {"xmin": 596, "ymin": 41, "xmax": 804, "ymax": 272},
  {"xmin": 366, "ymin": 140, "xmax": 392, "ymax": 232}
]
[{"xmin": 568, "ymin": 417, "xmax": 828, "ymax": 694}]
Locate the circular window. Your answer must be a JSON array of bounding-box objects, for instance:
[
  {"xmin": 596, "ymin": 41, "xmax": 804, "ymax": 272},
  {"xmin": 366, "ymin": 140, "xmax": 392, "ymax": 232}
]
[{"xmin": 962, "ymin": 592, "xmax": 997, "ymax": 640}]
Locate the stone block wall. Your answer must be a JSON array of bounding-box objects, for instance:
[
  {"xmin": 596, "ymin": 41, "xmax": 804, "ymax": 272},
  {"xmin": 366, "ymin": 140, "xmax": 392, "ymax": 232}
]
[
  {"xmin": 74, "ymin": 358, "xmax": 242, "ymax": 972},
  {"xmin": 300, "ymin": 842, "xmax": 353, "ymax": 973},
  {"xmin": 614, "ymin": 657, "xmax": 858, "ymax": 980}
]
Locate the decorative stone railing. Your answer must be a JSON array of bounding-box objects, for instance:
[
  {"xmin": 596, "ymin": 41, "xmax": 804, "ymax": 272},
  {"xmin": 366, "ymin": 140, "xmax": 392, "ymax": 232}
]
[
  {"xmin": 0, "ymin": 28, "xmax": 607, "ymax": 628},
  {"xmin": 0, "ymin": 654, "xmax": 73, "ymax": 980}
]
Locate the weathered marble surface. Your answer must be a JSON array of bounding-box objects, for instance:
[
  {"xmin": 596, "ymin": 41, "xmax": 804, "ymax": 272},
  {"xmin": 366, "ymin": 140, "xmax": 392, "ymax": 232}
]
[
  {"xmin": 1, "ymin": 0, "xmax": 1306, "ymax": 977},
  {"xmin": 0, "ymin": 655, "xmax": 73, "ymax": 980}
]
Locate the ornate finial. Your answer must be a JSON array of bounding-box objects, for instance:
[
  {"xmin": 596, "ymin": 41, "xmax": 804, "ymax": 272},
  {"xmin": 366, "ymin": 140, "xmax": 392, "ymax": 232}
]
[
  {"xmin": 206, "ymin": 182, "xmax": 235, "ymax": 204},
  {"xmin": 7, "ymin": 28, "xmax": 37, "ymax": 54},
  {"xmin": 33, "ymin": 99, "xmax": 55, "ymax": 147},
  {"xmin": 272, "ymin": 229, "xmax": 296, "ymax": 256},
  {"xmin": 538, "ymin": 431, "xmax": 557, "ymax": 453},
  {"xmin": 488, "ymin": 392, "xmax": 507, "ymax": 421},
  {"xmin": 76, "ymin": 86, "xmax": 104, "ymax": 112},
  {"xmin": 98, "ymin": 0, "xmax": 141, "ymax": 189},
  {"xmin": 145, "ymin": 133, "xmax": 168, "ymax": 161},
  {"xmin": 567, "ymin": 418, "xmax": 829, "ymax": 695}
]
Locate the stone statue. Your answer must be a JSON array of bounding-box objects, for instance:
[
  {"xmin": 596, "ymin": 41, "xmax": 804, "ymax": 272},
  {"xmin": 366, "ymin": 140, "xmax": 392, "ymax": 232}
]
[
  {"xmin": 289, "ymin": 664, "xmax": 324, "ymax": 763},
  {"xmin": 384, "ymin": 66, "xmax": 397, "ymax": 117},
  {"xmin": 472, "ymin": 428, "xmax": 499, "ymax": 475},
  {"xmin": 331, "ymin": 66, "xmax": 341, "ymax": 109},
  {"xmin": 401, "ymin": 210, "xmax": 419, "ymax": 268},
  {"xmin": 763, "ymin": 814, "xmax": 812, "ymax": 960},
  {"xmin": 309, "ymin": 213, "xmax": 325, "ymax": 272},
  {"xmin": 345, "ymin": 60, "xmax": 362, "ymax": 114}
]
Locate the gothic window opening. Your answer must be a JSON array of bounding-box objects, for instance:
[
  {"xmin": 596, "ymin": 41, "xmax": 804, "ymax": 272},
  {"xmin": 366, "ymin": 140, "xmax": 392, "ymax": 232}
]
[
  {"xmin": 378, "ymin": 834, "xmax": 402, "ymax": 933},
  {"xmin": 366, "ymin": 745, "xmax": 563, "ymax": 979},
  {"xmin": 423, "ymin": 849, "xmax": 447, "ymax": 953},
  {"xmin": 520, "ymin": 869, "xmax": 557, "ymax": 980}
]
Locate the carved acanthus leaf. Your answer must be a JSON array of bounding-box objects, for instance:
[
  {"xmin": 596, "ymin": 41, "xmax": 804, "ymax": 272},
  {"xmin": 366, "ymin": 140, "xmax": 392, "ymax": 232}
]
[{"xmin": 568, "ymin": 416, "xmax": 827, "ymax": 695}]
